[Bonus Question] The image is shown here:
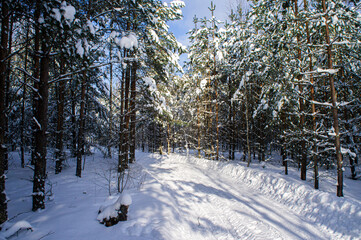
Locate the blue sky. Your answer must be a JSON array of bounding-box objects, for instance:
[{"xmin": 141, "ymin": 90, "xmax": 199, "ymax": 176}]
[{"xmin": 165, "ymin": 0, "xmax": 249, "ymax": 65}]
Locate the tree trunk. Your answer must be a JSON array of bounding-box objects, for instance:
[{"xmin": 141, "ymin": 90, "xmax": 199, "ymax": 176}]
[
  {"xmin": 293, "ymin": 0, "xmax": 307, "ymax": 181},
  {"xmin": 32, "ymin": 29, "xmax": 49, "ymax": 211},
  {"xmin": 321, "ymin": 0, "xmax": 343, "ymax": 197},
  {"xmin": 31, "ymin": 1, "xmax": 41, "ymax": 166},
  {"xmin": 121, "ymin": 58, "xmax": 131, "ymax": 170},
  {"xmin": 303, "ymin": 0, "xmax": 318, "ymax": 189},
  {"xmin": 118, "ymin": 59, "xmax": 125, "ymax": 172},
  {"xmin": 0, "ymin": 0, "xmax": 10, "ymax": 224},
  {"xmin": 108, "ymin": 44, "xmax": 113, "ymax": 158},
  {"xmin": 280, "ymin": 110, "xmax": 288, "ymax": 175},
  {"xmin": 197, "ymin": 95, "xmax": 201, "ymax": 158},
  {"xmin": 4, "ymin": 13, "xmax": 13, "ymax": 171},
  {"xmin": 70, "ymin": 79, "xmax": 77, "ymax": 157},
  {"xmin": 21, "ymin": 25, "xmax": 30, "ymax": 168},
  {"xmin": 167, "ymin": 124, "xmax": 171, "ymax": 155},
  {"xmin": 245, "ymin": 86, "xmax": 252, "ymax": 167},
  {"xmin": 55, "ymin": 58, "xmax": 66, "ymax": 174},
  {"xmin": 76, "ymin": 69, "xmax": 86, "ymax": 177},
  {"xmin": 129, "ymin": 61, "xmax": 137, "ymax": 163}
]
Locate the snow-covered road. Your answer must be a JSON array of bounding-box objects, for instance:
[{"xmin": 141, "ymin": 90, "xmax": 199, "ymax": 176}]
[
  {"xmin": 134, "ymin": 153, "xmax": 332, "ymax": 240},
  {"xmin": 5, "ymin": 151, "xmax": 360, "ymax": 240}
]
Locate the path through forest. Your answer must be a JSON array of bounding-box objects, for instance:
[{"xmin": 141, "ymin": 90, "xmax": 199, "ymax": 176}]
[
  {"xmin": 136, "ymin": 153, "xmax": 333, "ymax": 240},
  {"xmin": 5, "ymin": 151, "xmax": 360, "ymax": 240}
]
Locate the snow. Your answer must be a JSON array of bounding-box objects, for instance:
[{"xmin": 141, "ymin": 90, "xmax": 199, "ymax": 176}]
[
  {"xmin": 170, "ymin": 0, "xmax": 185, "ymax": 8},
  {"xmin": 51, "ymin": 8, "xmax": 61, "ymax": 22},
  {"xmin": 5, "ymin": 150, "xmax": 361, "ymax": 240},
  {"xmin": 121, "ymin": 193, "xmax": 132, "ymax": 205},
  {"xmin": 61, "ymin": 3, "xmax": 76, "ymax": 22},
  {"xmin": 87, "ymin": 20, "xmax": 95, "ymax": 35},
  {"xmin": 149, "ymin": 29, "xmax": 160, "ymax": 43},
  {"xmin": 316, "ymin": 67, "xmax": 339, "ymax": 74},
  {"xmin": 143, "ymin": 77, "xmax": 157, "ymax": 93},
  {"xmin": 0, "ymin": 221, "xmax": 32, "ymax": 239},
  {"xmin": 119, "ymin": 32, "xmax": 138, "ymax": 50},
  {"xmin": 76, "ymin": 39, "xmax": 84, "ymax": 57}
]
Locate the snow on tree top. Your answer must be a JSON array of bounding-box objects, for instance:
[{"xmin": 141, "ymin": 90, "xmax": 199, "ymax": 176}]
[
  {"xmin": 170, "ymin": 0, "xmax": 185, "ymax": 8},
  {"xmin": 61, "ymin": 2, "xmax": 76, "ymax": 22},
  {"xmin": 118, "ymin": 32, "xmax": 138, "ymax": 50}
]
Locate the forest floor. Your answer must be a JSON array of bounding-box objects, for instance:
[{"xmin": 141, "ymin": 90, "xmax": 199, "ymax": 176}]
[{"xmin": 2, "ymin": 150, "xmax": 361, "ymax": 239}]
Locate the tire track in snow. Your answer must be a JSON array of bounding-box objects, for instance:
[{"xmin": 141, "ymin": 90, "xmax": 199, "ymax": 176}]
[{"xmin": 141, "ymin": 154, "xmax": 329, "ymax": 240}]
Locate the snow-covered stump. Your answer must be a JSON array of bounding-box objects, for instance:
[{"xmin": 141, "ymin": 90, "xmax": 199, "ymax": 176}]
[
  {"xmin": 97, "ymin": 194, "xmax": 132, "ymax": 227},
  {"xmin": 0, "ymin": 221, "xmax": 33, "ymax": 239}
]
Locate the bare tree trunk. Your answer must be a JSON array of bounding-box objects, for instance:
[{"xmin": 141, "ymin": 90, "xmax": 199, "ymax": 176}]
[
  {"xmin": 245, "ymin": 86, "xmax": 252, "ymax": 167},
  {"xmin": 21, "ymin": 25, "xmax": 30, "ymax": 168},
  {"xmin": 0, "ymin": 0, "xmax": 10, "ymax": 224},
  {"xmin": 167, "ymin": 124, "xmax": 171, "ymax": 155},
  {"xmin": 71, "ymin": 79, "xmax": 77, "ymax": 157},
  {"xmin": 121, "ymin": 58, "xmax": 131, "ymax": 170},
  {"xmin": 118, "ymin": 58, "xmax": 125, "ymax": 172},
  {"xmin": 4, "ymin": 13, "xmax": 13, "ymax": 171},
  {"xmin": 31, "ymin": 0, "xmax": 41, "ymax": 166},
  {"xmin": 293, "ymin": 0, "xmax": 307, "ymax": 181},
  {"xmin": 321, "ymin": 0, "xmax": 343, "ymax": 197},
  {"xmin": 280, "ymin": 110, "xmax": 288, "ymax": 175},
  {"xmin": 197, "ymin": 95, "xmax": 201, "ymax": 158},
  {"xmin": 76, "ymin": 69, "xmax": 86, "ymax": 177},
  {"xmin": 108, "ymin": 45, "xmax": 113, "ymax": 158},
  {"xmin": 129, "ymin": 61, "xmax": 137, "ymax": 163},
  {"xmin": 55, "ymin": 58, "xmax": 66, "ymax": 174},
  {"xmin": 32, "ymin": 27, "xmax": 49, "ymax": 211},
  {"xmin": 303, "ymin": 0, "xmax": 318, "ymax": 188}
]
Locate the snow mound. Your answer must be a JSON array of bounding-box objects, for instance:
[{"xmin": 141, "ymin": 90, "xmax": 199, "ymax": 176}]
[
  {"xmin": 1, "ymin": 221, "xmax": 33, "ymax": 238},
  {"xmin": 97, "ymin": 194, "xmax": 132, "ymax": 221}
]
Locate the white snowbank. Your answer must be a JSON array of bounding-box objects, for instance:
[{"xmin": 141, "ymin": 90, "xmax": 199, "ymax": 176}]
[
  {"xmin": 1, "ymin": 221, "xmax": 33, "ymax": 238},
  {"xmin": 179, "ymin": 155, "xmax": 361, "ymax": 239}
]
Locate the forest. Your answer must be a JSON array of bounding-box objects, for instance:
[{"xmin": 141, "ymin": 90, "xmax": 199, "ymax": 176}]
[{"xmin": 0, "ymin": 0, "xmax": 360, "ymax": 239}]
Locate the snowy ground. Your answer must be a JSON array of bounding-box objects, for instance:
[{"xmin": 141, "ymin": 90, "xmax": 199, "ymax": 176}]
[{"xmin": 2, "ymin": 150, "xmax": 361, "ymax": 239}]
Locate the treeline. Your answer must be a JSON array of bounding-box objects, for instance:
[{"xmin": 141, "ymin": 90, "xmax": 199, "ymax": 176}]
[
  {"xmin": 0, "ymin": 0, "xmax": 184, "ymax": 225},
  {"xmin": 149, "ymin": 0, "xmax": 361, "ymax": 198}
]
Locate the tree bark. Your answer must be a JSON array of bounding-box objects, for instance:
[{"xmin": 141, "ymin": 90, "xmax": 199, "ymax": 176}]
[
  {"xmin": 293, "ymin": 0, "xmax": 307, "ymax": 181},
  {"xmin": 118, "ymin": 57, "xmax": 125, "ymax": 172},
  {"xmin": 0, "ymin": 0, "xmax": 10, "ymax": 224},
  {"xmin": 129, "ymin": 60, "xmax": 137, "ymax": 163},
  {"xmin": 121, "ymin": 56, "xmax": 130, "ymax": 171},
  {"xmin": 321, "ymin": 0, "xmax": 343, "ymax": 197},
  {"xmin": 4, "ymin": 13, "xmax": 13, "ymax": 171},
  {"xmin": 70, "ymin": 78, "xmax": 77, "ymax": 157},
  {"xmin": 32, "ymin": 28, "xmax": 49, "ymax": 211},
  {"xmin": 108, "ymin": 44, "xmax": 113, "ymax": 158},
  {"xmin": 55, "ymin": 58, "xmax": 66, "ymax": 174},
  {"xmin": 21, "ymin": 24, "xmax": 30, "ymax": 168},
  {"xmin": 302, "ymin": 0, "xmax": 318, "ymax": 188},
  {"xmin": 76, "ymin": 69, "xmax": 87, "ymax": 177},
  {"xmin": 245, "ymin": 85, "xmax": 252, "ymax": 167}
]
